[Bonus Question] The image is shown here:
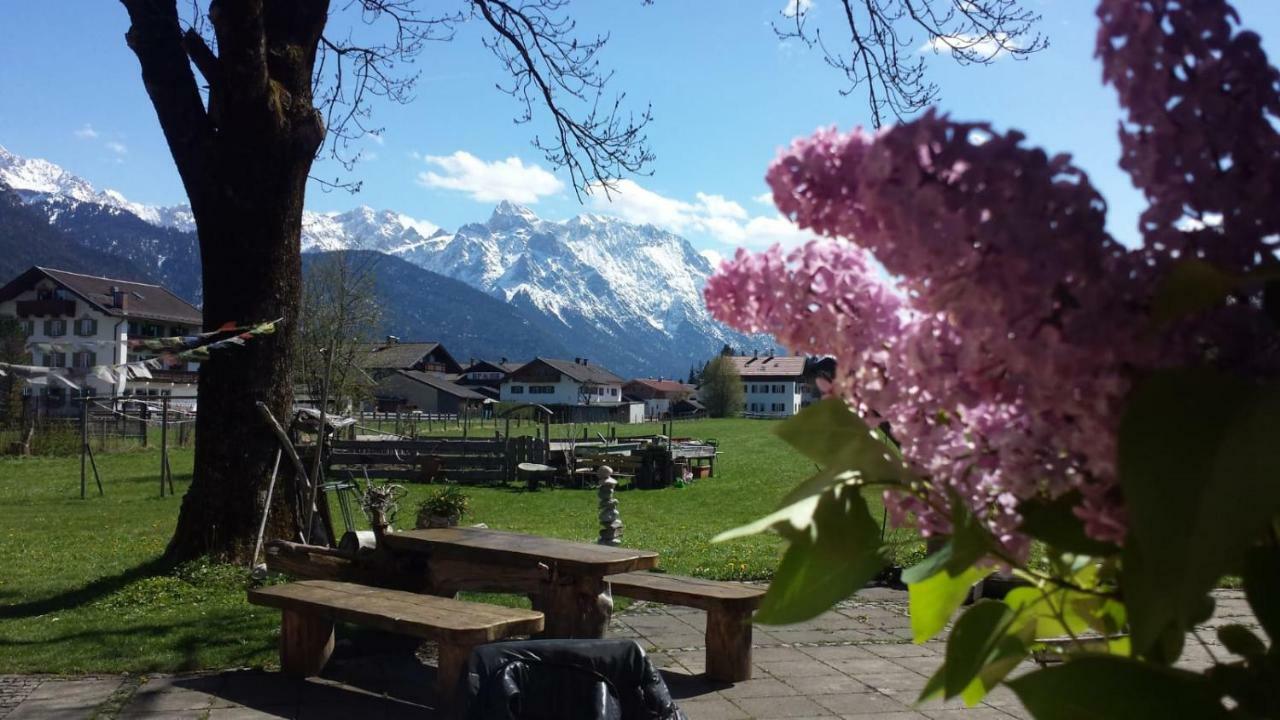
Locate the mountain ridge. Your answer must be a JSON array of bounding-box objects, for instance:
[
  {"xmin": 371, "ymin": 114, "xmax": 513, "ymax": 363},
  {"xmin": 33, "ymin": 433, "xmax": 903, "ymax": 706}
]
[{"xmin": 0, "ymin": 146, "xmax": 770, "ymax": 377}]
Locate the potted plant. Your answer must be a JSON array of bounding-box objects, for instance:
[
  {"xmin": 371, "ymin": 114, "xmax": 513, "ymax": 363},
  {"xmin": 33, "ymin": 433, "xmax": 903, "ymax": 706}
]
[{"xmin": 415, "ymin": 485, "xmax": 470, "ymax": 529}]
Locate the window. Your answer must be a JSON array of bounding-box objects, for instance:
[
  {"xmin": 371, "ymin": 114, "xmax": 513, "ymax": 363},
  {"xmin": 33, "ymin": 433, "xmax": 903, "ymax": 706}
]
[
  {"xmin": 773, "ymin": 384, "xmax": 784, "ymax": 393},
  {"xmin": 510, "ymin": 385, "xmax": 525, "ymax": 394},
  {"xmin": 611, "ymin": 388, "xmax": 618, "ymax": 396},
  {"xmin": 19, "ymin": 319, "xmax": 34, "ymax": 336},
  {"xmin": 529, "ymin": 385, "xmax": 554, "ymax": 394},
  {"xmin": 742, "ymin": 384, "xmax": 748, "ymax": 394},
  {"xmin": 170, "ymin": 326, "xmax": 187, "ymax": 336},
  {"xmin": 772, "ymin": 403, "xmax": 784, "ymax": 412},
  {"xmin": 75, "ymin": 318, "xmax": 98, "ymax": 336},
  {"xmin": 43, "ymin": 351, "xmax": 67, "ymax": 368},
  {"xmin": 128, "ymin": 321, "xmax": 141, "ymax": 336},
  {"xmin": 44, "ymin": 319, "xmax": 66, "ymax": 337},
  {"xmin": 46, "ymin": 387, "xmax": 66, "ymax": 406},
  {"xmin": 53, "ymin": 288, "xmax": 72, "ymax": 301},
  {"xmin": 72, "ymin": 351, "xmax": 97, "ymax": 369},
  {"xmin": 144, "ymin": 324, "xmax": 164, "ymax": 338}
]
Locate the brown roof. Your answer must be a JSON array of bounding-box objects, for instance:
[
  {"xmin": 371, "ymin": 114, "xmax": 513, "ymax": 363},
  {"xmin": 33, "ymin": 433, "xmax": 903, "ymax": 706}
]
[
  {"xmin": 532, "ymin": 357, "xmax": 624, "ymax": 385},
  {"xmin": 726, "ymin": 355, "xmax": 806, "ymax": 378},
  {"xmin": 393, "ymin": 370, "xmax": 487, "ymax": 400},
  {"xmin": 624, "ymin": 378, "xmax": 696, "ymax": 397},
  {"xmin": 0, "ymin": 266, "xmax": 202, "ymax": 325},
  {"xmin": 361, "ymin": 341, "xmax": 461, "ymax": 372}
]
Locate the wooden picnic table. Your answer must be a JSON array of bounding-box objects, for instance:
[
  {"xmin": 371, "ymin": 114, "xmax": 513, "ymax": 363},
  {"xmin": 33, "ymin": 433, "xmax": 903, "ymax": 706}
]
[{"xmin": 380, "ymin": 526, "xmax": 659, "ymax": 639}]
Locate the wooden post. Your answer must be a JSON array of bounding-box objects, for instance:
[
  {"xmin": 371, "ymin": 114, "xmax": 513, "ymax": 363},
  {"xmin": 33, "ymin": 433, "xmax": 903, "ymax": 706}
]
[
  {"xmin": 279, "ymin": 609, "xmax": 334, "ymax": 677},
  {"xmin": 705, "ymin": 605, "xmax": 754, "ymax": 682},
  {"xmin": 534, "ymin": 574, "xmax": 613, "ymax": 639},
  {"xmin": 79, "ymin": 399, "xmax": 88, "ymax": 500},
  {"xmin": 160, "ymin": 396, "xmax": 169, "ymax": 497}
]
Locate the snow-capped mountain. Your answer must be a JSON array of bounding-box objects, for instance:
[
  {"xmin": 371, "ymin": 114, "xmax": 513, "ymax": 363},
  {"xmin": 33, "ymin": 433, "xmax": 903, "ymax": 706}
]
[
  {"xmin": 0, "ymin": 146, "xmax": 767, "ymax": 376},
  {"xmin": 296, "ymin": 200, "xmax": 765, "ymax": 375}
]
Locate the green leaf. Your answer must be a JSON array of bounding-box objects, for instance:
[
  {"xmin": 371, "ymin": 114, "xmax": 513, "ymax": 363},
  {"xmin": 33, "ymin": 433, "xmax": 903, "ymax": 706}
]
[
  {"xmin": 908, "ymin": 565, "xmax": 990, "ymax": 643},
  {"xmin": 1217, "ymin": 625, "xmax": 1267, "ymax": 660},
  {"xmin": 1242, "ymin": 544, "xmax": 1280, "ymax": 646},
  {"xmin": 713, "ymin": 492, "xmax": 822, "ymax": 544},
  {"xmin": 1018, "ymin": 494, "xmax": 1120, "ymax": 557},
  {"xmin": 774, "ymin": 398, "xmax": 911, "ymax": 505},
  {"xmin": 753, "ymin": 484, "xmax": 886, "ymax": 625},
  {"xmin": 1008, "ymin": 656, "xmax": 1231, "ymax": 720},
  {"xmin": 1004, "ymin": 586, "xmax": 1099, "ymax": 641},
  {"xmin": 1119, "ymin": 370, "xmax": 1280, "ymax": 659},
  {"xmin": 1152, "ymin": 259, "xmax": 1238, "ymax": 326},
  {"xmin": 901, "ymin": 502, "xmax": 990, "ymax": 585}
]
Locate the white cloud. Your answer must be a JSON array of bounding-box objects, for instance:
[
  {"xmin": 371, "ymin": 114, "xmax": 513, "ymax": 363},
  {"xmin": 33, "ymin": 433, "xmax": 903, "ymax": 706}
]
[
  {"xmin": 589, "ymin": 179, "xmax": 814, "ymax": 250},
  {"xmin": 783, "ymin": 0, "xmax": 812, "ymax": 18},
  {"xmin": 418, "ymin": 151, "xmax": 564, "ymax": 204},
  {"xmin": 361, "ymin": 151, "xmax": 379, "ymax": 162},
  {"xmin": 921, "ymin": 32, "xmax": 1019, "ymax": 60},
  {"xmin": 700, "ymin": 249, "xmax": 724, "ymax": 267},
  {"xmin": 73, "ymin": 124, "xmax": 98, "ymax": 140},
  {"xmin": 753, "ymin": 192, "xmax": 774, "ymax": 206},
  {"xmin": 368, "ymin": 132, "xmax": 385, "ymax": 145},
  {"xmin": 105, "ymin": 141, "xmax": 128, "ymax": 156}
]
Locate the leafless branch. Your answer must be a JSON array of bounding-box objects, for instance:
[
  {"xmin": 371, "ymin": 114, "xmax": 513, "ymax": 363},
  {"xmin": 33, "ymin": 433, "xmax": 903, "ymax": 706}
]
[
  {"xmin": 777, "ymin": 0, "xmax": 1046, "ymax": 127},
  {"xmin": 472, "ymin": 0, "xmax": 654, "ymax": 200}
]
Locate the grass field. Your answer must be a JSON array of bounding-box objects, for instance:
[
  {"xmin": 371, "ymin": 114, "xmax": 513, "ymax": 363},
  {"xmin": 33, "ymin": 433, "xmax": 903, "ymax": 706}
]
[{"xmin": 0, "ymin": 418, "xmax": 925, "ymax": 674}]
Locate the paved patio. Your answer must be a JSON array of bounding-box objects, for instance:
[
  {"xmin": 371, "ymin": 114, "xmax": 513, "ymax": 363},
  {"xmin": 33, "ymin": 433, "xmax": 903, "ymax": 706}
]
[{"xmin": 0, "ymin": 588, "xmax": 1255, "ymax": 719}]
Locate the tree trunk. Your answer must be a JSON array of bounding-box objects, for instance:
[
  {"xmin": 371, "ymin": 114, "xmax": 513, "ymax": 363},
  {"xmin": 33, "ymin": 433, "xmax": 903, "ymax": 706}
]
[
  {"xmin": 121, "ymin": 0, "xmax": 329, "ymax": 562},
  {"xmin": 166, "ymin": 163, "xmax": 307, "ymax": 561}
]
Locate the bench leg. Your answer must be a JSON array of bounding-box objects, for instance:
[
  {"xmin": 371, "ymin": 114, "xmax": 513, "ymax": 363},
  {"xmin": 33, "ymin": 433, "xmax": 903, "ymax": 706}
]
[
  {"xmin": 705, "ymin": 605, "xmax": 753, "ymax": 683},
  {"xmin": 436, "ymin": 641, "xmax": 476, "ymax": 712},
  {"xmin": 280, "ymin": 609, "xmax": 334, "ymax": 677}
]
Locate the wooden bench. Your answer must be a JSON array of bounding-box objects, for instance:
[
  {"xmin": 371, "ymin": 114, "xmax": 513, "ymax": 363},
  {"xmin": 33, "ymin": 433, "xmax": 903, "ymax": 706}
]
[
  {"xmin": 606, "ymin": 572, "xmax": 764, "ymax": 683},
  {"xmin": 248, "ymin": 580, "xmax": 544, "ymax": 703}
]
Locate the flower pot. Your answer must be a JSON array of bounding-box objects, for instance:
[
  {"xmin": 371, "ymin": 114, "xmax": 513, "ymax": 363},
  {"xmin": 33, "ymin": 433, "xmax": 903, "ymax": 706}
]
[{"xmin": 415, "ymin": 508, "xmax": 460, "ymax": 529}]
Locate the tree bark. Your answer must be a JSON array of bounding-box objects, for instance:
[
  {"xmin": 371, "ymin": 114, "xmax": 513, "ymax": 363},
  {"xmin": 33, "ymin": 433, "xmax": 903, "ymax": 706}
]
[{"xmin": 120, "ymin": 0, "xmax": 329, "ymax": 562}]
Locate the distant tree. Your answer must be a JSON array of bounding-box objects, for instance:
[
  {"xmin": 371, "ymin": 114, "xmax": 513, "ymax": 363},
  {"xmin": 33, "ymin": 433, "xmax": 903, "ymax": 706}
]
[
  {"xmin": 686, "ymin": 363, "xmax": 700, "ymax": 386},
  {"xmin": 295, "ymin": 251, "xmax": 382, "ymax": 414},
  {"xmin": 719, "ymin": 344, "xmax": 736, "ymax": 357},
  {"xmin": 700, "ymin": 356, "xmax": 743, "ymax": 419}
]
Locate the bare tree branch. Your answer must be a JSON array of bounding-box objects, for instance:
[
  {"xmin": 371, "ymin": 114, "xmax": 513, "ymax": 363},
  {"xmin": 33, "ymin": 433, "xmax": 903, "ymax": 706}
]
[{"xmin": 778, "ymin": 0, "xmax": 1046, "ymax": 127}]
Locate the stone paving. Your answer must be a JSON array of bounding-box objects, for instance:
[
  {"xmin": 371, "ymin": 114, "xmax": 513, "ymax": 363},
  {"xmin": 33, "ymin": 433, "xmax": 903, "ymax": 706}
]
[{"xmin": 0, "ymin": 588, "xmax": 1256, "ymax": 719}]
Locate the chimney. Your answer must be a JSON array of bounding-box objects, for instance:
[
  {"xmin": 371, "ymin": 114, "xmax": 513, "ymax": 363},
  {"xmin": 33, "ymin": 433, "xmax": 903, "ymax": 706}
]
[
  {"xmin": 385, "ymin": 335, "xmax": 399, "ymax": 344},
  {"xmin": 582, "ymin": 358, "xmax": 588, "ymax": 366},
  {"xmin": 110, "ymin": 286, "xmax": 128, "ymax": 310},
  {"xmin": 753, "ymin": 348, "xmax": 758, "ymax": 358},
  {"xmin": 501, "ymin": 357, "xmax": 508, "ymax": 364},
  {"xmin": 574, "ymin": 357, "xmax": 581, "ymax": 365}
]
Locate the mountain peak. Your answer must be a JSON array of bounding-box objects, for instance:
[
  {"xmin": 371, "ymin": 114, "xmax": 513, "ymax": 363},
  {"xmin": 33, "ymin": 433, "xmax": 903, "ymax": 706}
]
[{"xmin": 490, "ymin": 200, "xmax": 538, "ymax": 222}]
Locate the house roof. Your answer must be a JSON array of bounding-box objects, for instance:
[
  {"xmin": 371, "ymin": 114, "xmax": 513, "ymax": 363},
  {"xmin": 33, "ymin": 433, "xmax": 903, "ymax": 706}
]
[
  {"xmin": 462, "ymin": 359, "xmax": 521, "ymax": 374},
  {"xmin": 0, "ymin": 266, "xmax": 202, "ymax": 325},
  {"xmin": 625, "ymin": 378, "xmax": 696, "ymax": 396},
  {"xmin": 727, "ymin": 355, "xmax": 806, "ymax": 378},
  {"xmin": 532, "ymin": 357, "xmax": 624, "ymax": 385},
  {"xmin": 393, "ymin": 370, "xmax": 487, "ymax": 400},
  {"xmin": 362, "ymin": 341, "xmax": 460, "ymax": 372}
]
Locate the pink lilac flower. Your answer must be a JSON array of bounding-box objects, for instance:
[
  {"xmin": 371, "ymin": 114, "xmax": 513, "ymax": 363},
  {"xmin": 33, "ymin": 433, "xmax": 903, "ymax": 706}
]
[{"xmin": 707, "ymin": 0, "xmax": 1280, "ymax": 552}]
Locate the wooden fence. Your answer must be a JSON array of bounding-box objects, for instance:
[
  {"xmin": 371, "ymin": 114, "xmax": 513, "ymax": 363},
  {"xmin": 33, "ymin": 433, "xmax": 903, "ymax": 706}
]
[{"xmin": 317, "ymin": 435, "xmax": 549, "ymax": 486}]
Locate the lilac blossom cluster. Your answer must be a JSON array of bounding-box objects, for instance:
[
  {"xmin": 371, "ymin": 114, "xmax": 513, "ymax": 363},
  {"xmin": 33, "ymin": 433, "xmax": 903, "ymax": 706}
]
[{"xmin": 705, "ymin": 0, "xmax": 1280, "ymax": 550}]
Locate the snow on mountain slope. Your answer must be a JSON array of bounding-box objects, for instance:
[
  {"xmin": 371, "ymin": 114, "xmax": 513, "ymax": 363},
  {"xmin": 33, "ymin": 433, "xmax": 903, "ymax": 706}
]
[
  {"xmin": 297, "ymin": 200, "xmax": 767, "ymax": 375},
  {"xmin": 0, "ymin": 146, "xmax": 769, "ymax": 376}
]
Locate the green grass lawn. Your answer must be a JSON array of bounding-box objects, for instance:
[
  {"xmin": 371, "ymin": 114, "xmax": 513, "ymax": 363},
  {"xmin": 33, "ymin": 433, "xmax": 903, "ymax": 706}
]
[{"xmin": 0, "ymin": 418, "xmax": 925, "ymax": 674}]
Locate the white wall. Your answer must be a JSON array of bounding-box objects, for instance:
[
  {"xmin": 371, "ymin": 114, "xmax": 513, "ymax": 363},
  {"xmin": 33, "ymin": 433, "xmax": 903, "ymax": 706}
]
[
  {"xmin": 1, "ymin": 281, "xmax": 197, "ymax": 404},
  {"xmin": 500, "ymin": 377, "xmax": 624, "ymax": 406},
  {"xmin": 741, "ymin": 379, "xmax": 802, "ymax": 416}
]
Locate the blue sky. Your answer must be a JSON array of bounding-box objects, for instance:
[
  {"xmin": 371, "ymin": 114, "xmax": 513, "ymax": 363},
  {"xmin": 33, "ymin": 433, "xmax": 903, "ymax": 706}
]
[{"xmin": 2, "ymin": 1, "xmax": 1278, "ymax": 260}]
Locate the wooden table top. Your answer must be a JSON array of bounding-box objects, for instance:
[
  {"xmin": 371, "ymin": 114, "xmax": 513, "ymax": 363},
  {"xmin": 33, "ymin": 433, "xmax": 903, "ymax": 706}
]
[{"xmin": 382, "ymin": 527, "xmax": 659, "ymax": 575}]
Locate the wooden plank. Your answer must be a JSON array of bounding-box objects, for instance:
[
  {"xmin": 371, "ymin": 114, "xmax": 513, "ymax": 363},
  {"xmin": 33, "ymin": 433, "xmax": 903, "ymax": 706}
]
[
  {"xmin": 248, "ymin": 580, "xmax": 544, "ymax": 644},
  {"xmin": 384, "ymin": 527, "xmax": 659, "ymax": 576},
  {"xmin": 606, "ymin": 572, "xmax": 764, "ymax": 611},
  {"xmin": 706, "ymin": 606, "xmax": 754, "ymax": 682}
]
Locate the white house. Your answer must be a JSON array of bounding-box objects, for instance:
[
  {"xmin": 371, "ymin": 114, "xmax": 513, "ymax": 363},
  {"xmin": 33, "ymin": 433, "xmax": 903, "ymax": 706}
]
[
  {"xmin": 500, "ymin": 357, "xmax": 625, "ymax": 406},
  {"xmin": 721, "ymin": 354, "xmax": 806, "ymax": 417},
  {"xmin": 0, "ymin": 266, "xmax": 202, "ymax": 413},
  {"xmin": 622, "ymin": 378, "xmax": 696, "ymax": 419}
]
